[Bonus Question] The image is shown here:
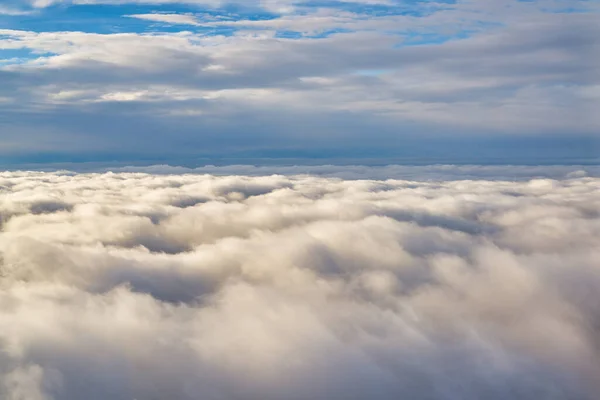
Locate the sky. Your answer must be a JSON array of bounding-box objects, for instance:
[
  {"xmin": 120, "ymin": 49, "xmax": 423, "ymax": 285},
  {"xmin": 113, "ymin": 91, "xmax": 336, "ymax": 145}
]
[{"xmin": 0, "ymin": 0, "xmax": 599, "ymax": 166}]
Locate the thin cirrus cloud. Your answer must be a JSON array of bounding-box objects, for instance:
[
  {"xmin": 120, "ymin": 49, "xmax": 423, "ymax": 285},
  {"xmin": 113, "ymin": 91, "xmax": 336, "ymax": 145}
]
[
  {"xmin": 0, "ymin": 0, "xmax": 598, "ymax": 165},
  {"xmin": 0, "ymin": 168, "xmax": 599, "ymax": 399}
]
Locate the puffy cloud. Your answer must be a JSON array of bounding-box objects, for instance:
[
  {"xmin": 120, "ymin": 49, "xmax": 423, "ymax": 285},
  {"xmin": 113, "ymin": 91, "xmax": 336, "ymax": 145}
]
[{"xmin": 0, "ymin": 169, "xmax": 599, "ymax": 399}]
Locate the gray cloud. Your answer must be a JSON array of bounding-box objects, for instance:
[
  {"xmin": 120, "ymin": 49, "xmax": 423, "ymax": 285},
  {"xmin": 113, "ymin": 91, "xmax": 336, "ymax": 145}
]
[
  {"xmin": 1, "ymin": 2, "xmax": 599, "ymax": 161},
  {"xmin": 0, "ymin": 170, "xmax": 599, "ymax": 399}
]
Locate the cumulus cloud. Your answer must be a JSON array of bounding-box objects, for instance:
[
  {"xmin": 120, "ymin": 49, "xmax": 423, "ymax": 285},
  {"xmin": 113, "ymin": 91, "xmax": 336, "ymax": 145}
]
[{"xmin": 0, "ymin": 169, "xmax": 598, "ymax": 399}]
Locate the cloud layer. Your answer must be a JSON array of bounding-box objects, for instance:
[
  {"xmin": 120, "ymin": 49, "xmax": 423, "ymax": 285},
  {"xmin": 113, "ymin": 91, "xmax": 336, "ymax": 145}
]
[
  {"xmin": 1, "ymin": 0, "xmax": 599, "ymax": 162},
  {"xmin": 0, "ymin": 169, "xmax": 599, "ymax": 399}
]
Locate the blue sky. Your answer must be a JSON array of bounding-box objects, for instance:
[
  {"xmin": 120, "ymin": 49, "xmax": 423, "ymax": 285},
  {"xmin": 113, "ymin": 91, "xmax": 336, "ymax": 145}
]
[{"xmin": 0, "ymin": 0, "xmax": 598, "ymax": 166}]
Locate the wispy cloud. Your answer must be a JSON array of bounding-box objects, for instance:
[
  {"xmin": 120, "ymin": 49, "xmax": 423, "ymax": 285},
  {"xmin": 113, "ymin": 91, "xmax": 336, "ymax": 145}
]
[{"xmin": 0, "ymin": 5, "xmax": 33, "ymax": 15}]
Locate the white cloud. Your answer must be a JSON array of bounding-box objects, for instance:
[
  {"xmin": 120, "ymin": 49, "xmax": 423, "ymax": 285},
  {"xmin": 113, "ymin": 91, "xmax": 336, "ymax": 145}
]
[
  {"xmin": 0, "ymin": 6, "xmax": 33, "ymax": 15},
  {"xmin": 25, "ymin": 0, "xmax": 392, "ymax": 15},
  {"xmin": 107, "ymin": 164, "xmax": 600, "ymax": 180},
  {"xmin": 0, "ymin": 170, "xmax": 598, "ymax": 399},
  {"xmin": 126, "ymin": 13, "xmax": 201, "ymax": 26}
]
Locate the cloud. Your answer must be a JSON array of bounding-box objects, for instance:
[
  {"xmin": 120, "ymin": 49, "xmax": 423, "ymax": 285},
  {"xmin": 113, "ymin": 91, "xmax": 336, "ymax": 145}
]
[
  {"xmin": 0, "ymin": 6, "xmax": 33, "ymax": 15},
  {"xmin": 126, "ymin": 13, "xmax": 202, "ymax": 26},
  {"xmin": 106, "ymin": 164, "xmax": 600, "ymax": 180},
  {"xmin": 0, "ymin": 169, "xmax": 599, "ymax": 399},
  {"xmin": 1, "ymin": 1, "xmax": 599, "ymax": 162},
  {"xmin": 29, "ymin": 0, "xmax": 393, "ymax": 8}
]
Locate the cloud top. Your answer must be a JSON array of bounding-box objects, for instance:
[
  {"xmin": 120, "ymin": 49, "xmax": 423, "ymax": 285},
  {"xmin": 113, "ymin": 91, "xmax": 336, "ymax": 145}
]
[{"xmin": 0, "ymin": 170, "xmax": 598, "ymax": 399}]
